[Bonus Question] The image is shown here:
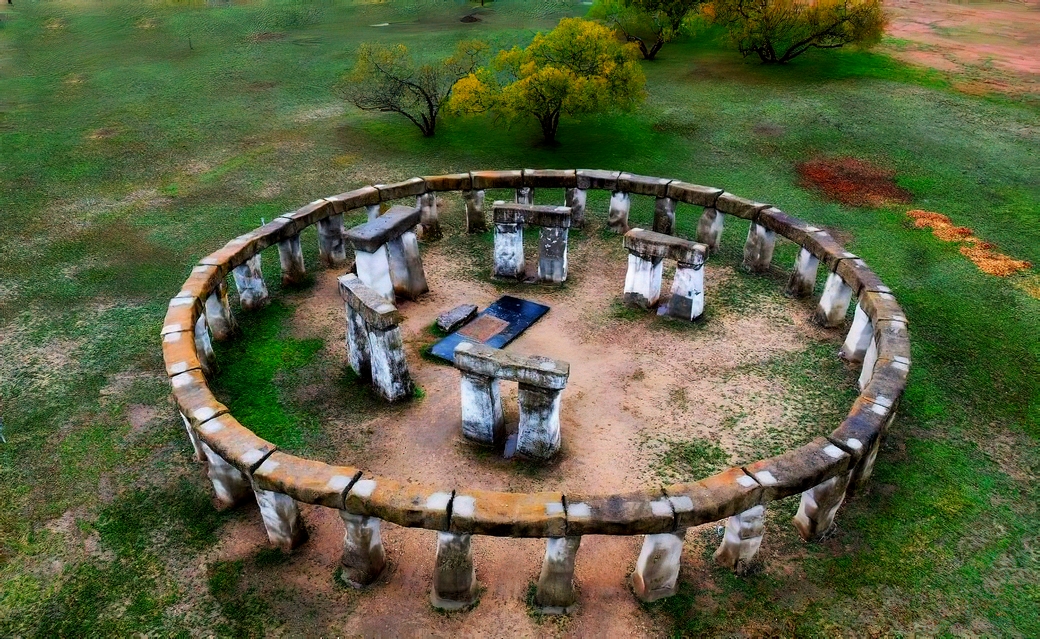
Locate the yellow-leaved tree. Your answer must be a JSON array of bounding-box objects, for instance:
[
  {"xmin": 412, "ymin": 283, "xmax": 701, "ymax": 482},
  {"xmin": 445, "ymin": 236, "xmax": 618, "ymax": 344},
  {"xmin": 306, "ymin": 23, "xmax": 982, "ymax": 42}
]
[
  {"xmin": 448, "ymin": 18, "xmax": 646, "ymax": 144},
  {"xmin": 705, "ymin": 0, "xmax": 887, "ymax": 64}
]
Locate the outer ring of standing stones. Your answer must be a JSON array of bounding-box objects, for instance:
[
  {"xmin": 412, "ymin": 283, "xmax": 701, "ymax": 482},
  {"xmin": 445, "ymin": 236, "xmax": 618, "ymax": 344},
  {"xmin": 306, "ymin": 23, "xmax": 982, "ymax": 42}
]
[{"xmin": 163, "ymin": 169, "xmax": 910, "ymax": 610}]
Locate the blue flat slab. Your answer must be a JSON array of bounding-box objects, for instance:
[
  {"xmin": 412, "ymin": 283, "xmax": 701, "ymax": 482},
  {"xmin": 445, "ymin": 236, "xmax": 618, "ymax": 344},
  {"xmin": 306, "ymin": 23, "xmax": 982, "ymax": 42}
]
[{"xmin": 430, "ymin": 295, "xmax": 550, "ymax": 363}]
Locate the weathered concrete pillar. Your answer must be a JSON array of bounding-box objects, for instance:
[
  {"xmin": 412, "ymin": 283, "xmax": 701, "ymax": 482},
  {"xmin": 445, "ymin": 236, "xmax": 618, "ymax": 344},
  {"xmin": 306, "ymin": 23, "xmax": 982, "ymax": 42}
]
[
  {"xmin": 180, "ymin": 412, "xmax": 205, "ymax": 462},
  {"xmin": 623, "ymin": 253, "xmax": 664, "ymax": 309},
  {"xmin": 366, "ymin": 204, "xmax": 380, "ymax": 221},
  {"xmin": 418, "ymin": 192, "xmax": 441, "ymax": 240},
  {"xmin": 516, "ymin": 384, "xmax": 563, "ymax": 460},
  {"xmin": 515, "ymin": 187, "xmax": 534, "ymax": 205},
  {"xmin": 431, "ymin": 532, "xmax": 478, "ymax": 610},
  {"xmin": 344, "ymin": 304, "xmax": 371, "ymax": 381},
  {"xmin": 199, "ymin": 441, "xmax": 252, "ymax": 510},
  {"xmin": 354, "ymin": 245, "xmax": 395, "ymax": 302},
  {"xmin": 813, "ymin": 272, "xmax": 854, "ymax": 327},
  {"xmin": 608, "ymin": 191, "xmax": 631, "ymax": 233},
  {"xmin": 193, "ymin": 315, "xmax": 216, "ymax": 375},
  {"xmin": 793, "ymin": 473, "xmax": 850, "ymax": 541},
  {"xmin": 535, "ymin": 536, "xmax": 581, "ymax": 614},
  {"xmin": 713, "ymin": 505, "xmax": 765, "ymax": 574},
  {"xmin": 632, "ymin": 530, "xmax": 685, "ymax": 602},
  {"xmin": 459, "ymin": 371, "xmax": 505, "ymax": 446},
  {"xmin": 840, "ymin": 303, "xmax": 874, "ymax": 363},
  {"xmin": 696, "ymin": 207, "xmax": 724, "ymax": 253},
  {"xmin": 858, "ymin": 336, "xmax": 879, "ymax": 390},
  {"xmin": 368, "ymin": 325, "xmax": 413, "ymax": 402},
  {"xmin": 785, "ymin": 247, "xmax": 819, "ymax": 298},
  {"xmin": 742, "ymin": 221, "xmax": 776, "ymax": 273},
  {"xmin": 653, "ymin": 196, "xmax": 676, "ymax": 235},
  {"xmin": 232, "ymin": 254, "xmax": 269, "ymax": 311},
  {"xmin": 493, "ymin": 222, "xmax": 525, "ymax": 279},
  {"xmin": 317, "ymin": 214, "xmax": 346, "ymax": 267},
  {"xmin": 276, "ymin": 233, "xmax": 306, "ymax": 286},
  {"xmin": 385, "ymin": 230, "xmax": 429, "ymax": 300},
  {"xmin": 668, "ymin": 259, "xmax": 705, "ymax": 321},
  {"xmin": 205, "ymin": 280, "xmax": 237, "ymax": 341},
  {"xmin": 565, "ymin": 187, "xmax": 586, "ymax": 227},
  {"xmin": 464, "ymin": 190, "xmax": 486, "ymax": 233},
  {"xmin": 843, "ymin": 432, "xmax": 882, "ymax": 496},
  {"xmin": 339, "ymin": 511, "xmax": 386, "ymax": 587},
  {"xmin": 537, "ymin": 227, "xmax": 569, "ymax": 283},
  {"xmin": 253, "ymin": 487, "xmax": 308, "ymax": 551}
]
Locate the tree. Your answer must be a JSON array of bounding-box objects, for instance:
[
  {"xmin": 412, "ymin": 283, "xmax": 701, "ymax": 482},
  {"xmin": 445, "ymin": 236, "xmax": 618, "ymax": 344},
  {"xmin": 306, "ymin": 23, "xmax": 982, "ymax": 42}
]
[
  {"xmin": 593, "ymin": 0, "xmax": 703, "ymax": 61},
  {"xmin": 448, "ymin": 18, "xmax": 646, "ymax": 144},
  {"xmin": 340, "ymin": 40, "xmax": 487, "ymax": 137},
  {"xmin": 705, "ymin": 0, "xmax": 887, "ymax": 64}
]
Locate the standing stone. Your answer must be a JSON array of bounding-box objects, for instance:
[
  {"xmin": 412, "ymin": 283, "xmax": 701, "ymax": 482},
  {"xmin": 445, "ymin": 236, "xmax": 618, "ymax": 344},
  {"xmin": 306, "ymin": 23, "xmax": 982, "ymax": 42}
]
[
  {"xmin": 742, "ymin": 221, "xmax": 776, "ymax": 273},
  {"xmin": 857, "ymin": 336, "xmax": 879, "ymax": 390},
  {"xmin": 623, "ymin": 253, "xmax": 664, "ymax": 309},
  {"xmin": 355, "ymin": 245, "xmax": 395, "ymax": 302},
  {"xmin": 232, "ymin": 254, "xmax": 269, "ymax": 311},
  {"xmin": 847, "ymin": 428, "xmax": 882, "ymax": 496},
  {"xmin": 366, "ymin": 204, "xmax": 380, "ymax": 221},
  {"xmin": 193, "ymin": 315, "xmax": 216, "ymax": 375},
  {"xmin": 813, "ymin": 272, "xmax": 854, "ymax": 327},
  {"xmin": 565, "ymin": 187, "xmax": 586, "ymax": 227},
  {"xmin": 632, "ymin": 530, "xmax": 685, "ymax": 602},
  {"xmin": 653, "ymin": 197, "xmax": 676, "ymax": 235},
  {"xmin": 668, "ymin": 260, "xmax": 705, "ymax": 321},
  {"xmin": 317, "ymin": 214, "xmax": 347, "ymax": 267},
  {"xmin": 515, "ymin": 187, "xmax": 534, "ymax": 205},
  {"xmin": 460, "ymin": 372, "xmax": 505, "ymax": 446},
  {"xmin": 368, "ymin": 325, "xmax": 413, "ymax": 402},
  {"xmin": 431, "ymin": 532, "xmax": 478, "ymax": 610},
  {"xmin": 339, "ymin": 512, "xmax": 386, "ymax": 587},
  {"xmin": 464, "ymin": 190, "xmax": 486, "ymax": 233},
  {"xmin": 180, "ymin": 412, "xmax": 206, "ymax": 463},
  {"xmin": 493, "ymin": 222, "xmax": 525, "ymax": 279},
  {"xmin": 696, "ymin": 207, "xmax": 724, "ymax": 253},
  {"xmin": 516, "ymin": 384, "xmax": 563, "ymax": 460},
  {"xmin": 535, "ymin": 536, "xmax": 581, "ymax": 614},
  {"xmin": 253, "ymin": 487, "xmax": 308, "ymax": 551},
  {"xmin": 840, "ymin": 303, "xmax": 874, "ymax": 363},
  {"xmin": 538, "ymin": 227, "xmax": 569, "ymax": 283},
  {"xmin": 205, "ymin": 280, "xmax": 237, "ymax": 341},
  {"xmin": 713, "ymin": 505, "xmax": 765, "ymax": 574},
  {"xmin": 199, "ymin": 441, "xmax": 252, "ymax": 510},
  {"xmin": 608, "ymin": 191, "xmax": 631, "ymax": 233},
  {"xmin": 344, "ymin": 304, "xmax": 371, "ymax": 381},
  {"xmin": 385, "ymin": 230, "xmax": 429, "ymax": 300},
  {"xmin": 785, "ymin": 247, "xmax": 819, "ymax": 298},
  {"xmin": 793, "ymin": 473, "xmax": 850, "ymax": 541},
  {"xmin": 418, "ymin": 192, "xmax": 442, "ymax": 240},
  {"xmin": 277, "ymin": 233, "xmax": 306, "ymax": 286}
]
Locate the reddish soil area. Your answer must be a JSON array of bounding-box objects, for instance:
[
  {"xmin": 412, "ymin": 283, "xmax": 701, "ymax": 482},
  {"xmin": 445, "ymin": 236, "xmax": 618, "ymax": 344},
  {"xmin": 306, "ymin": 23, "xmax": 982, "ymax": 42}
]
[
  {"xmin": 796, "ymin": 157, "xmax": 913, "ymax": 208},
  {"xmin": 907, "ymin": 209, "xmax": 1033, "ymax": 277}
]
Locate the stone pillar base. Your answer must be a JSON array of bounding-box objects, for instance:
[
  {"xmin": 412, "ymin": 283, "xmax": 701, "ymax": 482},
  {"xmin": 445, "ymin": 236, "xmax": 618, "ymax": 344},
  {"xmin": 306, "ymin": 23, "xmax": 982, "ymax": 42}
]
[
  {"xmin": 515, "ymin": 187, "xmax": 534, "ymax": 205},
  {"xmin": 742, "ymin": 222, "xmax": 776, "ymax": 273},
  {"xmin": 857, "ymin": 336, "xmax": 879, "ymax": 390},
  {"xmin": 317, "ymin": 214, "xmax": 347, "ymax": 267},
  {"xmin": 608, "ymin": 191, "xmax": 631, "ymax": 233},
  {"xmin": 277, "ymin": 233, "xmax": 306, "ymax": 286},
  {"xmin": 535, "ymin": 536, "xmax": 581, "ymax": 614},
  {"xmin": 667, "ymin": 262, "xmax": 705, "ymax": 321},
  {"xmin": 696, "ymin": 207, "xmax": 724, "ymax": 253},
  {"xmin": 345, "ymin": 304, "xmax": 371, "ymax": 382},
  {"xmin": 493, "ymin": 223, "xmax": 525, "ymax": 279},
  {"xmin": 537, "ymin": 227, "xmax": 568, "ymax": 283},
  {"xmin": 786, "ymin": 247, "xmax": 819, "ymax": 298},
  {"xmin": 632, "ymin": 530, "xmax": 685, "ymax": 602},
  {"xmin": 713, "ymin": 505, "xmax": 765, "ymax": 574},
  {"xmin": 516, "ymin": 384, "xmax": 563, "ymax": 460},
  {"xmin": 368, "ymin": 325, "xmax": 413, "ymax": 402},
  {"xmin": 793, "ymin": 474, "xmax": 850, "ymax": 541},
  {"xmin": 355, "ymin": 245, "xmax": 395, "ymax": 302},
  {"xmin": 840, "ymin": 303, "xmax": 873, "ymax": 363},
  {"xmin": 366, "ymin": 204, "xmax": 380, "ymax": 222},
  {"xmin": 418, "ymin": 192, "xmax": 441, "ymax": 240},
  {"xmin": 386, "ymin": 231, "xmax": 429, "ymax": 300},
  {"xmin": 565, "ymin": 188, "xmax": 586, "ymax": 227},
  {"xmin": 460, "ymin": 372, "xmax": 505, "ymax": 445},
  {"xmin": 205, "ymin": 280, "xmax": 237, "ymax": 341},
  {"xmin": 194, "ymin": 316, "xmax": 216, "ymax": 375},
  {"xmin": 232, "ymin": 254, "xmax": 269, "ymax": 311},
  {"xmin": 623, "ymin": 253, "xmax": 664, "ymax": 309},
  {"xmin": 653, "ymin": 197, "xmax": 676, "ymax": 235},
  {"xmin": 813, "ymin": 272, "xmax": 854, "ymax": 327},
  {"xmin": 254, "ymin": 487, "xmax": 308, "ymax": 552},
  {"xmin": 431, "ymin": 532, "xmax": 478, "ymax": 610},
  {"xmin": 200, "ymin": 441, "xmax": 252, "ymax": 510},
  {"xmin": 339, "ymin": 512, "xmax": 386, "ymax": 587},
  {"xmin": 180, "ymin": 412, "xmax": 206, "ymax": 462},
  {"xmin": 464, "ymin": 190, "xmax": 486, "ymax": 233}
]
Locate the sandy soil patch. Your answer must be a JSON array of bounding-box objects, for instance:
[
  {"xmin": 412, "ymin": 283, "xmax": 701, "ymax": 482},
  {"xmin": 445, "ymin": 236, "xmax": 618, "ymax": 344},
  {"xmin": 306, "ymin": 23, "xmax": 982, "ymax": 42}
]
[{"xmin": 908, "ymin": 209, "xmax": 1032, "ymax": 278}]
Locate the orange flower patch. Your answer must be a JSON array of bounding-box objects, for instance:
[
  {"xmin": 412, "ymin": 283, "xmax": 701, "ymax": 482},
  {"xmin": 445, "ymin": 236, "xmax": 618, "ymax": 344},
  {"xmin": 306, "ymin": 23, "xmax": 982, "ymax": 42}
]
[
  {"xmin": 907, "ymin": 210, "xmax": 1032, "ymax": 278},
  {"xmin": 797, "ymin": 157, "xmax": 913, "ymax": 208}
]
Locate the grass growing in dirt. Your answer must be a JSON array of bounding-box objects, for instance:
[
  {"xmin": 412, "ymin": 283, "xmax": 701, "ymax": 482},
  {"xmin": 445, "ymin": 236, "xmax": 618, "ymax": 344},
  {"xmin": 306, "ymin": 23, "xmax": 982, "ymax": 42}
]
[{"xmin": 0, "ymin": 0, "xmax": 1037, "ymax": 636}]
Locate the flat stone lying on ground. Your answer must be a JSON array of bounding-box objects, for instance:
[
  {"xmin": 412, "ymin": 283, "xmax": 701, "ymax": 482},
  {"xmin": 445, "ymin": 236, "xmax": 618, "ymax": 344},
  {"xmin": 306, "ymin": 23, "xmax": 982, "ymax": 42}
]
[{"xmin": 437, "ymin": 304, "xmax": 478, "ymax": 333}]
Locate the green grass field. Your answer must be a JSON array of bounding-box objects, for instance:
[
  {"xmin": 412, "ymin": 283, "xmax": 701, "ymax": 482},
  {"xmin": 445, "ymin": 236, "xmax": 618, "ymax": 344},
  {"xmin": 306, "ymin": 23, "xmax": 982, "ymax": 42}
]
[{"xmin": 0, "ymin": 0, "xmax": 1037, "ymax": 636}]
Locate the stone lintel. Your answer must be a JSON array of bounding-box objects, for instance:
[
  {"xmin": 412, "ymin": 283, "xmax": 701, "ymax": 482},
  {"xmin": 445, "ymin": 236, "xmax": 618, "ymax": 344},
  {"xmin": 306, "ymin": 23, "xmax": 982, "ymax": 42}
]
[
  {"xmin": 247, "ymin": 216, "xmax": 299, "ymax": 252},
  {"xmin": 449, "ymin": 489, "xmax": 566, "ymax": 537},
  {"xmin": 163, "ymin": 296, "xmax": 203, "ymax": 336},
  {"xmin": 564, "ymin": 490, "xmax": 675, "ymax": 536},
  {"xmin": 471, "ymin": 170, "xmax": 524, "ymax": 190},
  {"xmin": 875, "ymin": 319, "xmax": 911, "ymax": 362},
  {"xmin": 827, "ymin": 396, "xmax": 888, "ymax": 462},
  {"xmin": 453, "ymin": 342, "xmax": 569, "ymax": 390},
  {"xmin": 344, "ymin": 477, "xmax": 452, "ymax": 530},
  {"xmin": 337, "ymin": 274, "xmax": 401, "ymax": 329},
  {"xmin": 198, "ymin": 239, "xmax": 251, "ymax": 276},
  {"xmin": 802, "ymin": 229, "xmax": 856, "ymax": 270},
  {"xmin": 666, "ymin": 181, "xmax": 724, "ymax": 208},
  {"xmin": 860, "ymin": 290, "xmax": 909, "ymax": 325},
  {"xmin": 664, "ymin": 467, "xmax": 764, "ymax": 528},
  {"xmin": 422, "ymin": 173, "xmax": 473, "ymax": 192},
  {"xmin": 743, "ymin": 437, "xmax": 852, "ymax": 503},
  {"xmin": 326, "ymin": 186, "xmax": 381, "ymax": 214},
  {"xmin": 623, "ymin": 228, "xmax": 706, "ymax": 266},
  {"xmin": 522, "ymin": 168, "xmax": 577, "ymax": 188},
  {"xmin": 193, "ymin": 412, "xmax": 277, "ymax": 475},
  {"xmin": 283, "ymin": 198, "xmax": 334, "ymax": 229},
  {"xmin": 162, "ymin": 329, "xmax": 203, "ymax": 377},
  {"xmin": 374, "ymin": 177, "xmax": 425, "ymax": 202},
  {"xmin": 170, "ymin": 369, "xmax": 229, "ymax": 427},
  {"xmin": 617, "ymin": 173, "xmax": 672, "ymax": 197},
  {"xmin": 835, "ymin": 258, "xmax": 888, "ymax": 296},
  {"xmin": 344, "ymin": 205, "xmax": 422, "ymax": 253},
  {"xmin": 861, "ymin": 359, "xmax": 909, "ymax": 408},
  {"xmin": 575, "ymin": 169, "xmax": 621, "ymax": 191},
  {"xmin": 714, "ymin": 193, "xmax": 770, "ymax": 220},
  {"xmin": 756, "ymin": 207, "xmax": 815, "ymax": 245},
  {"xmin": 176, "ymin": 264, "xmax": 226, "ymax": 300},
  {"xmin": 492, "ymin": 202, "xmax": 572, "ymax": 228},
  {"xmin": 252, "ymin": 451, "xmax": 361, "ymax": 509}
]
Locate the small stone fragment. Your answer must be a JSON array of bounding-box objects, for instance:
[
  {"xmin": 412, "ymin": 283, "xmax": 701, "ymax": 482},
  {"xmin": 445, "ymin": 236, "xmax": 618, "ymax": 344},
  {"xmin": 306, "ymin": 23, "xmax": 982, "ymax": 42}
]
[{"xmin": 437, "ymin": 304, "xmax": 478, "ymax": 333}]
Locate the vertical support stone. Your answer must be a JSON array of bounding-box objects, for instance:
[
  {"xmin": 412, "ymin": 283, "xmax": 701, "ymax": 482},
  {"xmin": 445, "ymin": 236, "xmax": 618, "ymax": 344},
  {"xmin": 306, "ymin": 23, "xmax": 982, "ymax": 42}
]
[
  {"xmin": 344, "ymin": 304, "xmax": 371, "ymax": 381},
  {"xmin": 857, "ymin": 335, "xmax": 879, "ymax": 390},
  {"xmin": 354, "ymin": 245, "xmax": 395, "ymax": 302},
  {"xmin": 418, "ymin": 192, "xmax": 442, "ymax": 240},
  {"xmin": 623, "ymin": 253, "xmax": 664, "ymax": 309},
  {"xmin": 366, "ymin": 204, "xmax": 380, "ymax": 221},
  {"xmin": 840, "ymin": 303, "xmax": 874, "ymax": 363},
  {"xmin": 199, "ymin": 441, "xmax": 252, "ymax": 510},
  {"xmin": 793, "ymin": 473, "xmax": 850, "ymax": 541},
  {"xmin": 232, "ymin": 254, "xmax": 269, "ymax": 311},
  {"xmin": 713, "ymin": 505, "xmax": 765, "ymax": 574},
  {"xmin": 317, "ymin": 214, "xmax": 346, "ymax": 267},
  {"xmin": 696, "ymin": 207, "xmax": 724, "ymax": 253},
  {"xmin": 632, "ymin": 530, "xmax": 685, "ymax": 602},
  {"xmin": 785, "ymin": 247, "xmax": 820, "ymax": 298},
  {"xmin": 516, "ymin": 385, "xmax": 563, "ymax": 460},
  {"xmin": 493, "ymin": 222, "xmax": 525, "ymax": 279},
  {"xmin": 813, "ymin": 271, "xmax": 854, "ymax": 327},
  {"xmin": 460, "ymin": 372, "xmax": 505, "ymax": 445},
  {"xmin": 339, "ymin": 512, "xmax": 386, "ymax": 587},
  {"xmin": 180, "ymin": 412, "xmax": 205, "ymax": 463},
  {"xmin": 515, "ymin": 186, "xmax": 534, "ymax": 205},
  {"xmin": 608, "ymin": 191, "xmax": 631, "ymax": 233},
  {"xmin": 431, "ymin": 532, "xmax": 478, "ymax": 610},
  {"xmin": 653, "ymin": 196, "xmax": 676, "ymax": 235},
  {"xmin": 667, "ymin": 260, "xmax": 705, "ymax": 321},
  {"xmin": 253, "ymin": 487, "xmax": 308, "ymax": 551},
  {"xmin": 535, "ymin": 536, "xmax": 581, "ymax": 614},
  {"xmin": 537, "ymin": 227, "xmax": 569, "ymax": 283},
  {"xmin": 464, "ymin": 190, "xmax": 486, "ymax": 233},
  {"xmin": 205, "ymin": 280, "xmax": 237, "ymax": 341},
  {"xmin": 742, "ymin": 221, "xmax": 776, "ymax": 273},
  {"xmin": 277, "ymin": 233, "xmax": 306, "ymax": 286},
  {"xmin": 565, "ymin": 187, "xmax": 586, "ymax": 227},
  {"xmin": 846, "ymin": 433, "xmax": 882, "ymax": 496},
  {"xmin": 193, "ymin": 315, "xmax": 216, "ymax": 375},
  {"xmin": 385, "ymin": 231, "xmax": 429, "ymax": 300},
  {"xmin": 368, "ymin": 325, "xmax": 413, "ymax": 402}
]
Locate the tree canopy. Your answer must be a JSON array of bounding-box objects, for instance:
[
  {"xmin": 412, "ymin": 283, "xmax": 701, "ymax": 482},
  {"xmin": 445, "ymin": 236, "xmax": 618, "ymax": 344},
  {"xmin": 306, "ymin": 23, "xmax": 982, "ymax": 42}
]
[
  {"xmin": 448, "ymin": 18, "xmax": 646, "ymax": 144},
  {"xmin": 593, "ymin": 0, "xmax": 703, "ymax": 60}
]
